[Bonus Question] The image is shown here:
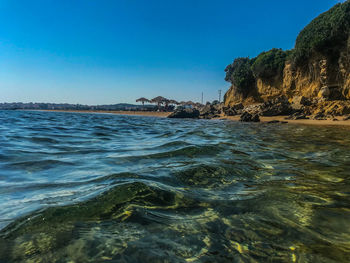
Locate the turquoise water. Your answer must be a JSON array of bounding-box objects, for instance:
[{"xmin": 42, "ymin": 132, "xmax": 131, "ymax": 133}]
[{"xmin": 0, "ymin": 110, "xmax": 350, "ymax": 262}]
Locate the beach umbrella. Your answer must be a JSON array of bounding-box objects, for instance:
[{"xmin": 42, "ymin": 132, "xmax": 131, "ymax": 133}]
[
  {"xmin": 151, "ymin": 96, "xmax": 167, "ymax": 107},
  {"xmin": 136, "ymin": 97, "xmax": 150, "ymax": 105}
]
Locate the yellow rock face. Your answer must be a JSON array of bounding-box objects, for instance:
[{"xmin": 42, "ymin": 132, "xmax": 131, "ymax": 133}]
[
  {"xmin": 224, "ymin": 46, "xmax": 350, "ymax": 107},
  {"xmin": 223, "ymin": 85, "xmax": 240, "ymax": 107},
  {"xmin": 256, "ymin": 77, "xmax": 282, "ymax": 101}
]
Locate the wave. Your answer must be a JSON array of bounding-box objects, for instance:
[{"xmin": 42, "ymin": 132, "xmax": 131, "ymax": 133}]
[
  {"xmin": 1, "ymin": 111, "xmax": 350, "ymax": 262},
  {"xmin": 5, "ymin": 159, "xmax": 75, "ymax": 171},
  {"xmin": 29, "ymin": 137, "xmax": 60, "ymax": 144}
]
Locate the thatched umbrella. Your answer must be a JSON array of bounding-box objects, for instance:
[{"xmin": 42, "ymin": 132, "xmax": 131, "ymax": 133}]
[
  {"xmin": 136, "ymin": 97, "xmax": 150, "ymax": 105},
  {"xmin": 151, "ymin": 96, "xmax": 167, "ymax": 107}
]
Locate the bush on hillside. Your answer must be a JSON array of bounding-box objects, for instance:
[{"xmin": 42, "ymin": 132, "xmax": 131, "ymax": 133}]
[
  {"xmin": 224, "ymin": 1, "xmax": 350, "ymax": 94},
  {"xmin": 224, "ymin": 57, "xmax": 255, "ymax": 95},
  {"xmin": 251, "ymin": 48, "xmax": 290, "ymax": 79},
  {"xmin": 294, "ymin": 1, "xmax": 350, "ymax": 63}
]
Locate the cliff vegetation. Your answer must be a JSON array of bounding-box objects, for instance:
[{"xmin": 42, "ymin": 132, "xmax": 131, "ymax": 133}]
[{"xmin": 224, "ymin": 0, "xmax": 350, "ymax": 113}]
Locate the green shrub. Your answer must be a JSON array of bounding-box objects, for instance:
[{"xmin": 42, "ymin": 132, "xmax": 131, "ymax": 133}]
[
  {"xmin": 224, "ymin": 57, "xmax": 255, "ymax": 95},
  {"xmin": 224, "ymin": 1, "xmax": 350, "ymax": 93},
  {"xmin": 251, "ymin": 49, "xmax": 290, "ymax": 79},
  {"xmin": 294, "ymin": 1, "xmax": 350, "ymax": 63},
  {"xmin": 224, "ymin": 50, "xmax": 291, "ymax": 94}
]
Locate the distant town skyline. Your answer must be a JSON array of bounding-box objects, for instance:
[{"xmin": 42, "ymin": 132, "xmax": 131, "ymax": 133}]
[{"xmin": 0, "ymin": 0, "xmax": 342, "ymax": 104}]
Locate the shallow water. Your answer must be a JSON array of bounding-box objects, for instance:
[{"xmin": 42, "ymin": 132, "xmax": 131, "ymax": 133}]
[{"xmin": 0, "ymin": 110, "xmax": 350, "ymax": 262}]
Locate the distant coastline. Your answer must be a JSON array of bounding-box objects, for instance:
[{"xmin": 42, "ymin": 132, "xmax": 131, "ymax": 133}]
[
  {"xmin": 29, "ymin": 109, "xmax": 171, "ymax": 118},
  {"xmin": 0, "ymin": 102, "xmax": 158, "ymax": 111}
]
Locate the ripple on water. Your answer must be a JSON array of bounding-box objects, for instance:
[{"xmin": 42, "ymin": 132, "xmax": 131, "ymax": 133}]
[{"xmin": 0, "ymin": 110, "xmax": 350, "ymax": 262}]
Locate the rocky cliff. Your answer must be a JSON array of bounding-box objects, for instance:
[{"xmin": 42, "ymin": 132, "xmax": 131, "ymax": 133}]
[{"xmin": 224, "ymin": 1, "xmax": 350, "ymax": 116}]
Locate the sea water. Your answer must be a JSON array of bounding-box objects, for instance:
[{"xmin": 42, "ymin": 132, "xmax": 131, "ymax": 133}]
[{"xmin": 0, "ymin": 110, "xmax": 350, "ymax": 262}]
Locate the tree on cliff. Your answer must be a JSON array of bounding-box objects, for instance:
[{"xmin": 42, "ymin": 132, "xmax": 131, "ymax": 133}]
[
  {"xmin": 224, "ymin": 57, "xmax": 255, "ymax": 96},
  {"xmin": 294, "ymin": 1, "xmax": 350, "ymax": 63},
  {"xmin": 224, "ymin": 50, "xmax": 291, "ymax": 96},
  {"xmin": 224, "ymin": 0, "xmax": 350, "ymax": 101},
  {"xmin": 251, "ymin": 49, "xmax": 290, "ymax": 80}
]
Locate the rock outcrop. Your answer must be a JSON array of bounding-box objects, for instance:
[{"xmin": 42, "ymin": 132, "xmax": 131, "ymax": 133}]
[
  {"xmin": 199, "ymin": 103, "xmax": 222, "ymax": 119},
  {"xmin": 223, "ymin": 103, "xmax": 244, "ymax": 116},
  {"xmin": 168, "ymin": 108, "xmax": 200, "ymax": 119},
  {"xmin": 225, "ymin": 47, "xmax": 350, "ymax": 114},
  {"xmin": 223, "ymin": 1, "xmax": 350, "ymax": 117},
  {"xmin": 240, "ymin": 112, "xmax": 260, "ymax": 122},
  {"xmin": 259, "ymin": 96, "xmax": 293, "ymax": 116}
]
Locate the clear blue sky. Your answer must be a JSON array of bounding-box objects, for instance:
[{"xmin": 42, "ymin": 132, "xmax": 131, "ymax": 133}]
[{"xmin": 0, "ymin": 0, "xmax": 343, "ymax": 104}]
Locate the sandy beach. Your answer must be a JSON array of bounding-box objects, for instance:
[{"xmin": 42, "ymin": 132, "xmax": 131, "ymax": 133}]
[{"xmin": 220, "ymin": 115, "xmax": 350, "ymax": 126}]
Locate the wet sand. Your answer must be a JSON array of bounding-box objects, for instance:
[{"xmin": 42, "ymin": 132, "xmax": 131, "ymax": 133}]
[{"xmin": 219, "ymin": 115, "xmax": 350, "ymax": 126}]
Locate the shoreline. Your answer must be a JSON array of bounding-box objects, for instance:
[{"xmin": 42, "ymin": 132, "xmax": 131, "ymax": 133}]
[
  {"xmin": 218, "ymin": 115, "xmax": 350, "ymax": 126},
  {"xmin": 30, "ymin": 109, "xmax": 171, "ymax": 118},
  {"xmin": 21, "ymin": 109, "xmax": 350, "ymax": 126}
]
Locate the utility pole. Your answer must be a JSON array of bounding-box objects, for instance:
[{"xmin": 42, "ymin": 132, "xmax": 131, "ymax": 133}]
[
  {"xmin": 218, "ymin": 90, "xmax": 222, "ymax": 103},
  {"xmin": 201, "ymin": 92, "xmax": 203, "ymax": 104}
]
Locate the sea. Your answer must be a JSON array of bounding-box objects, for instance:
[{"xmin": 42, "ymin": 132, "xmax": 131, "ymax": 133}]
[{"xmin": 0, "ymin": 110, "xmax": 349, "ymax": 262}]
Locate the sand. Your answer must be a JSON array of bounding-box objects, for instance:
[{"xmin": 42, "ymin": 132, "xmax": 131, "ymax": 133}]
[{"xmin": 219, "ymin": 115, "xmax": 350, "ymax": 126}]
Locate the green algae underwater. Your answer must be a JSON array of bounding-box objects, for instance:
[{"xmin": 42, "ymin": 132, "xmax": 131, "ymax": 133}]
[{"xmin": 0, "ymin": 110, "xmax": 350, "ymax": 262}]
